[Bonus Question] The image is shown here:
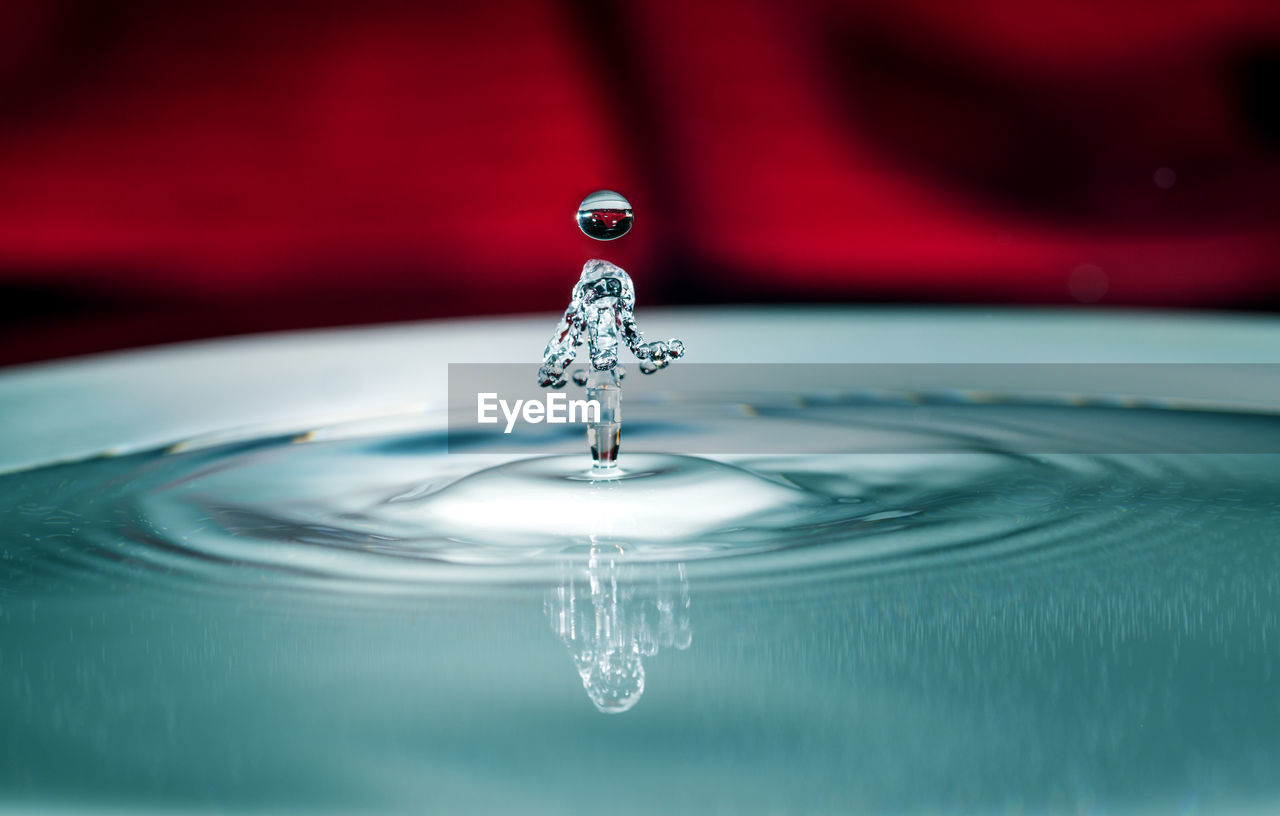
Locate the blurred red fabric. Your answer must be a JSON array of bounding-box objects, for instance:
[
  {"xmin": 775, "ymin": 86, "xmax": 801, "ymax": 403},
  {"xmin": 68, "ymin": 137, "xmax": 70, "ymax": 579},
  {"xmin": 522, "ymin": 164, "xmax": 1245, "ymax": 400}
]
[{"xmin": 1, "ymin": 1, "xmax": 1278, "ymax": 362}]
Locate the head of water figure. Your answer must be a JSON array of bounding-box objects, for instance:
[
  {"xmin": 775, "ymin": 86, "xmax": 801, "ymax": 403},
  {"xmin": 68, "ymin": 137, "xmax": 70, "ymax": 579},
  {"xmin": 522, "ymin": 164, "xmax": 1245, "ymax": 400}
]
[{"xmin": 573, "ymin": 259, "xmax": 635, "ymax": 313}]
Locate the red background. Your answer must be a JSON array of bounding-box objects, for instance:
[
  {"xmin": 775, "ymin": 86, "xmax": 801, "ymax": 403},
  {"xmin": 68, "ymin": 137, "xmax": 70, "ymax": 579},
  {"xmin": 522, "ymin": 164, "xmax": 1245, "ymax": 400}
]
[{"xmin": 1, "ymin": 0, "xmax": 1278, "ymax": 364}]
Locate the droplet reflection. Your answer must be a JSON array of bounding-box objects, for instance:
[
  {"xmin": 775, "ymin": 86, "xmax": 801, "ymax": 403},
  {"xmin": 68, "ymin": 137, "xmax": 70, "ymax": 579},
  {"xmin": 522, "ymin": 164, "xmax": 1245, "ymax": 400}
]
[{"xmin": 546, "ymin": 544, "xmax": 692, "ymax": 713}]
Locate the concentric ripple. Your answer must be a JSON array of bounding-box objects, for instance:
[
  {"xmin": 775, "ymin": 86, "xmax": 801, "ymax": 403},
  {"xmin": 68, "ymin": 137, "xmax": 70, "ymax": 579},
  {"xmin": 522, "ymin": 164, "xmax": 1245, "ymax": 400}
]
[{"xmin": 4, "ymin": 394, "xmax": 1279, "ymax": 594}]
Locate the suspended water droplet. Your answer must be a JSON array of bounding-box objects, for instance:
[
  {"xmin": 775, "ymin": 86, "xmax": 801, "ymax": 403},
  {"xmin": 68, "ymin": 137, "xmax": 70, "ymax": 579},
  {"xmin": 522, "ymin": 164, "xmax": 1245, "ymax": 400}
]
[{"xmin": 577, "ymin": 190, "xmax": 633, "ymax": 240}]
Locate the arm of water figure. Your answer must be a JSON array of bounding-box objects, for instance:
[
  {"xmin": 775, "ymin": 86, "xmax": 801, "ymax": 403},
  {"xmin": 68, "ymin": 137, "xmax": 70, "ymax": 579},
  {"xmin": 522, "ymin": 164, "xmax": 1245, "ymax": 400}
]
[
  {"xmin": 620, "ymin": 311, "xmax": 685, "ymax": 374},
  {"xmin": 538, "ymin": 302, "xmax": 584, "ymax": 388}
]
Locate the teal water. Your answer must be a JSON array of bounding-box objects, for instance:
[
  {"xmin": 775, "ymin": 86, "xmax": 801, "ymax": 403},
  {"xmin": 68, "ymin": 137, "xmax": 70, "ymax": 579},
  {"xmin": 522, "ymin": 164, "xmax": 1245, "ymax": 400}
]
[{"xmin": 1, "ymin": 398, "xmax": 1278, "ymax": 814}]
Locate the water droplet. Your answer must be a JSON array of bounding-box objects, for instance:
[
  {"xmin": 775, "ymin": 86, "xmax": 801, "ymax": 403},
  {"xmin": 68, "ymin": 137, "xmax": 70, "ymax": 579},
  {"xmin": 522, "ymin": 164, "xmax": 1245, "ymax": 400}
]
[{"xmin": 577, "ymin": 190, "xmax": 633, "ymax": 241}]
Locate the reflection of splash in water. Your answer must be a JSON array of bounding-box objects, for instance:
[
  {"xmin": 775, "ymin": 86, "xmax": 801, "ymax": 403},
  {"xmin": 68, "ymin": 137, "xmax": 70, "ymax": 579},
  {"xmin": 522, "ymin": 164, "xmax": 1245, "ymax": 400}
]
[{"xmin": 546, "ymin": 545, "xmax": 691, "ymax": 714}]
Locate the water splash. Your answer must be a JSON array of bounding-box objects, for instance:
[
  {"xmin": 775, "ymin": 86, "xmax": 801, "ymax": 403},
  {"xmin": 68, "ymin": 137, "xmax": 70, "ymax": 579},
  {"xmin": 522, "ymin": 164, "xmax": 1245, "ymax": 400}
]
[
  {"xmin": 537, "ymin": 259, "xmax": 684, "ymax": 472},
  {"xmin": 537, "ymin": 260, "xmax": 684, "ymax": 388}
]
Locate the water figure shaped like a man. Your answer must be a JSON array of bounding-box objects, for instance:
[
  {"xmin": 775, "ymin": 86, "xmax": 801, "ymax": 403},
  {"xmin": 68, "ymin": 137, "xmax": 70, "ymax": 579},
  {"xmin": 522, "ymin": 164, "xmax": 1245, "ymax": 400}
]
[{"xmin": 536, "ymin": 259, "xmax": 684, "ymax": 388}]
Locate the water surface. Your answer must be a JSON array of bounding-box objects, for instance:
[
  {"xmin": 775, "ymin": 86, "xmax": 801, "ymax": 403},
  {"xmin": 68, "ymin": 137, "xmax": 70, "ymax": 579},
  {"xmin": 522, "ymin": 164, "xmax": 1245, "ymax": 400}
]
[{"xmin": 1, "ymin": 388, "xmax": 1278, "ymax": 814}]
